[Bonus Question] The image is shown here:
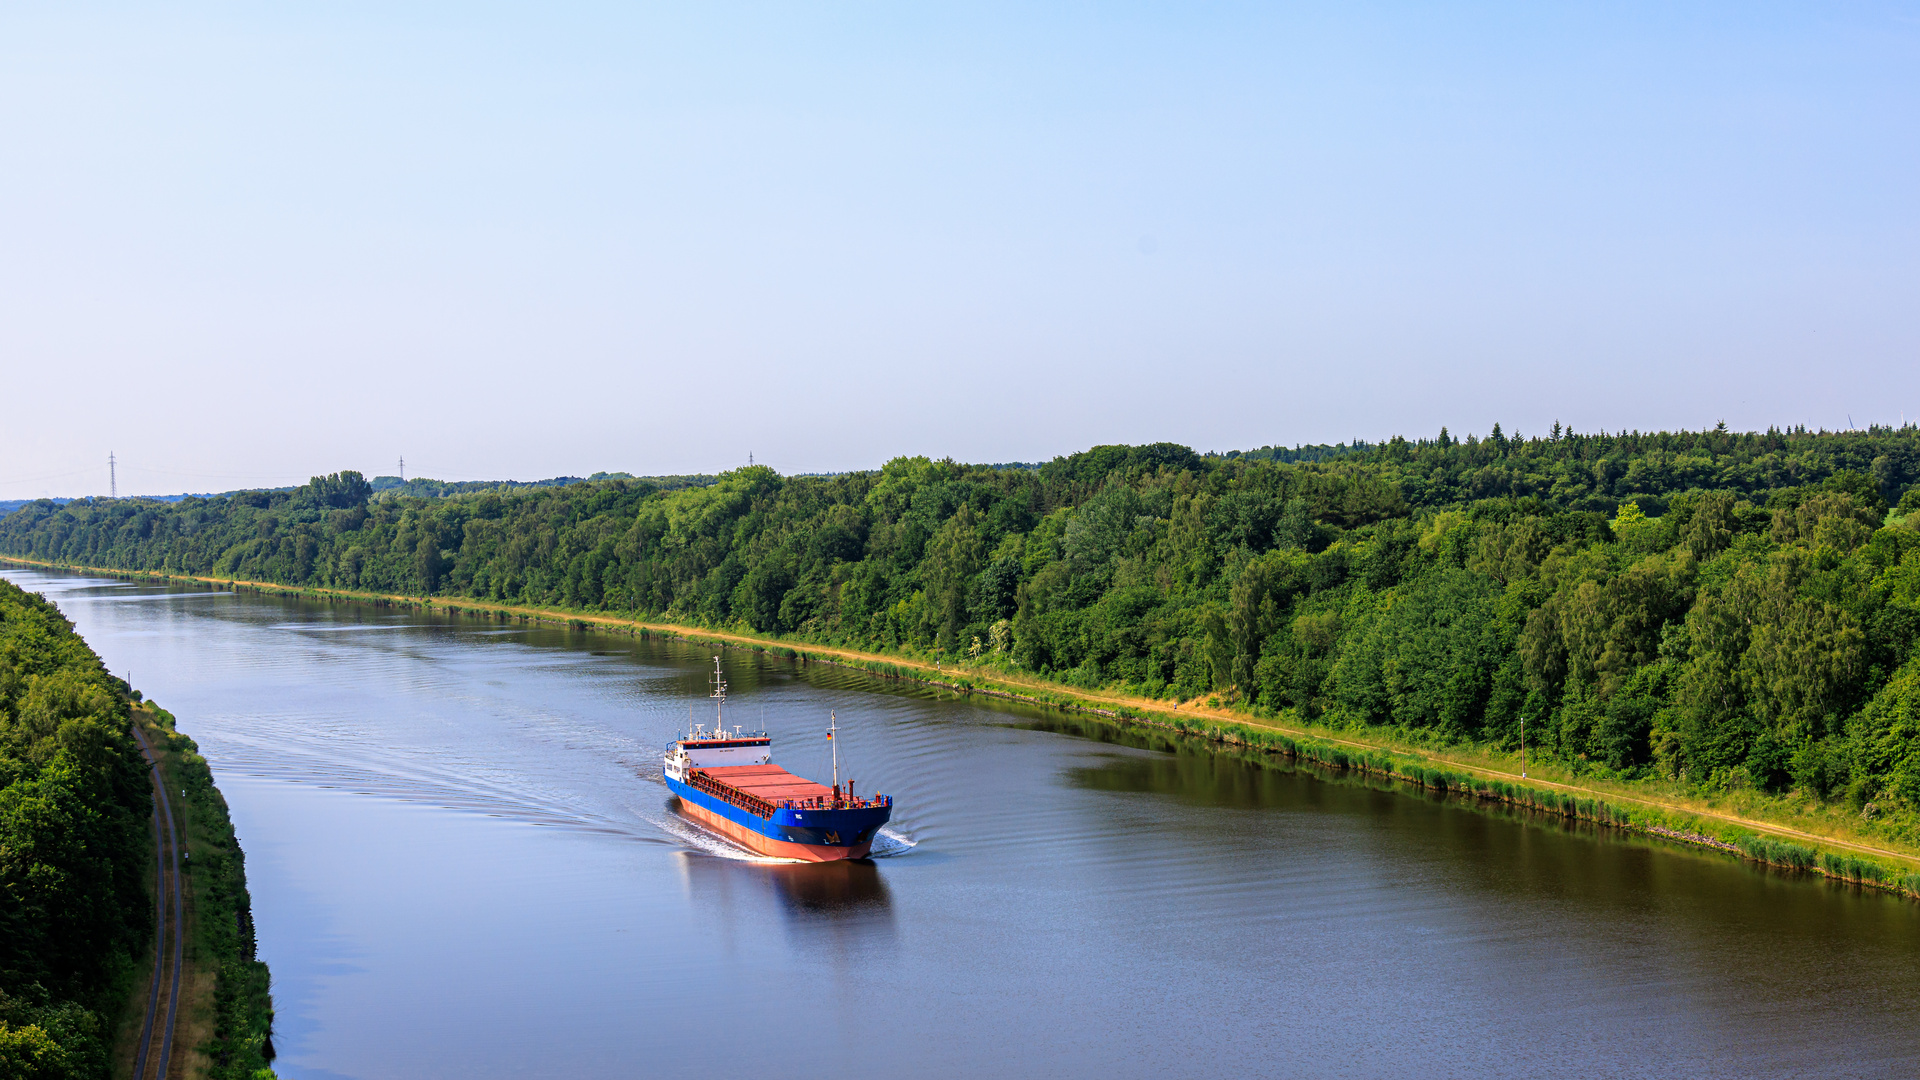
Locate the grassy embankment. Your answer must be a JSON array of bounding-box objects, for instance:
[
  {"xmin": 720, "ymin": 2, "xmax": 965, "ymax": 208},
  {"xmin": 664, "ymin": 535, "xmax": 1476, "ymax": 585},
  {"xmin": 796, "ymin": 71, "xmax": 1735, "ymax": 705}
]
[
  {"xmin": 121, "ymin": 701, "xmax": 276, "ymax": 1080},
  {"xmin": 12, "ymin": 555, "xmax": 1920, "ymax": 900}
]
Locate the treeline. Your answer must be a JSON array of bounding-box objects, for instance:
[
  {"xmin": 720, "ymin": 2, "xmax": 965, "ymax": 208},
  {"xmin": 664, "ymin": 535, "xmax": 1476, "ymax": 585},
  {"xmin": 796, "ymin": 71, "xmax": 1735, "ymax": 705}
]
[
  {"xmin": 0, "ymin": 579, "xmax": 150, "ymax": 1077},
  {"xmin": 6, "ymin": 426, "xmax": 1920, "ymax": 840},
  {"xmin": 366, "ymin": 471, "xmax": 717, "ymax": 501},
  {"xmin": 1211, "ymin": 441, "xmax": 1377, "ymax": 464}
]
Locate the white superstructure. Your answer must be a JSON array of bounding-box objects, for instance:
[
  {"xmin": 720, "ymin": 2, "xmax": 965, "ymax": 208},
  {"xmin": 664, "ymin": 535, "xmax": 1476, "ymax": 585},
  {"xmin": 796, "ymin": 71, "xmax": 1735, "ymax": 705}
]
[{"xmin": 662, "ymin": 656, "xmax": 771, "ymax": 782}]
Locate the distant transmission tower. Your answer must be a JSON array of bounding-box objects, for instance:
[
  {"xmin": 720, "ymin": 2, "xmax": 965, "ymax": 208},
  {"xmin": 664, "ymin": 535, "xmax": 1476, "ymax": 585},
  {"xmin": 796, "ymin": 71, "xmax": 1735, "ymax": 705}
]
[
  {"xmin": 399, "ymin": 455, "xmax": 405, "ymax": 482},
  {"xmin": 109, "ymin": 452, "xmax": 116, "ymax": 499}
]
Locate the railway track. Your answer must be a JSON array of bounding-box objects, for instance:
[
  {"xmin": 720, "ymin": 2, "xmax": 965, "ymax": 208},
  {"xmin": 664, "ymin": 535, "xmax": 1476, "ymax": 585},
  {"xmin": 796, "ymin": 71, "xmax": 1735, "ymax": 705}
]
[{"xmin": 130, "ymin": 723, "xmax": 185, "ymax": 1080}]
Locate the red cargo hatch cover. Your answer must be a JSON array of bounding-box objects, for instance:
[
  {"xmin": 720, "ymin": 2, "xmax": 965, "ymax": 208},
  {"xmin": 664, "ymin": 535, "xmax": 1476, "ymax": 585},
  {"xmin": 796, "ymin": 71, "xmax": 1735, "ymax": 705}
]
[{"xmin": 698, "ymin": 763, "xmax": 837, "ymax": 803}]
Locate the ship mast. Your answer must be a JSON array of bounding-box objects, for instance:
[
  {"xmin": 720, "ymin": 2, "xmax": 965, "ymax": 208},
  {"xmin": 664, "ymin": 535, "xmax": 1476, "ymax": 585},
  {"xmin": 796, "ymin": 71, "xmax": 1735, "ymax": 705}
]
[
  {"xmin": 829, "ymin": 710, "xmax": 839, "ymax": 793},
  {"xmin": 710, "ymin": 656, "xmax": 727, "ymax": 731}
]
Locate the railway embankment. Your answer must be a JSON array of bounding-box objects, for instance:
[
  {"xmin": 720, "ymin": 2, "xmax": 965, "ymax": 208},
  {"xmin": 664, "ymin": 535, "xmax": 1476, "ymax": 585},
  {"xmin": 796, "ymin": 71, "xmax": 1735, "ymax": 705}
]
[{"xmin": 125, "ymin": 702, "xmax": 277, "ymax": 1080}]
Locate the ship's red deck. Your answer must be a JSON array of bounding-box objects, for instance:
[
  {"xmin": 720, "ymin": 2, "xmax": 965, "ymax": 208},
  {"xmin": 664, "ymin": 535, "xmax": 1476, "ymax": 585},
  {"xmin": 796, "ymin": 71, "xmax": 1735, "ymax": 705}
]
[{"xmin": 699, "ymin": 764, "xmax": 836, "ymax": 804}]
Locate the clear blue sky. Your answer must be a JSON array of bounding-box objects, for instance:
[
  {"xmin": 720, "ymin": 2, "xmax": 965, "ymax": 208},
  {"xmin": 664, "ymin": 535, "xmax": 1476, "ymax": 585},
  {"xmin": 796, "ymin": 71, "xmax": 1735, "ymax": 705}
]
[{"xmin": 3, "ymin": 2, "xmax": 1917, "ymax": 497}]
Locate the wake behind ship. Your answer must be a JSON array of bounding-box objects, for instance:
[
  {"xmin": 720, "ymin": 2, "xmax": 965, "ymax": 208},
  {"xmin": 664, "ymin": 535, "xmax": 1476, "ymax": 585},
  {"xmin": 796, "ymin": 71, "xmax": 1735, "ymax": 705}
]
[{"xmin": 663, "ymin": 658, "xmax": 892, "ymax": 861}]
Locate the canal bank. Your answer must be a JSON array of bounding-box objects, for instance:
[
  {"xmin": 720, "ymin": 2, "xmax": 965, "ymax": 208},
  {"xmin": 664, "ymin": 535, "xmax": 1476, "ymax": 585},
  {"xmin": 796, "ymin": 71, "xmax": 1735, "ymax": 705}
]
[
  {"xmin": 120, "ymin": 701, "xmax": 277, "ymax": 1080},
  {"xmin": 6, "ymin": 555, "xmax": 1918, "ymax": 898}
]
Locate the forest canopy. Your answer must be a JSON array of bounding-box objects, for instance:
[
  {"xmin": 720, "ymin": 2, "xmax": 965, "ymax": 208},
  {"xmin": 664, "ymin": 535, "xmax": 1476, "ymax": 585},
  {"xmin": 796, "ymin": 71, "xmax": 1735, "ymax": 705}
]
[
  {"xmin": 6, "ymin": 426, "xmax": 1920, "ymax": 841},
  {"xmin": 0, "ymin": 579, "xmax": 149, "ymax": 1078}
]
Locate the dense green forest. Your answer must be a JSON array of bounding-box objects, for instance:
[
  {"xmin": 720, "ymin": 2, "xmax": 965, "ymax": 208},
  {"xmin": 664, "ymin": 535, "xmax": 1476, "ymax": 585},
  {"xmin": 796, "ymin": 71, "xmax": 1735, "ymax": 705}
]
[
  {"xmin": 7, "ymin": 425, "xmax": 1920, "ymax": 841},
  {"xmin": 0, "ymin": 580, "xmax": 150, "ymax": 1077}
]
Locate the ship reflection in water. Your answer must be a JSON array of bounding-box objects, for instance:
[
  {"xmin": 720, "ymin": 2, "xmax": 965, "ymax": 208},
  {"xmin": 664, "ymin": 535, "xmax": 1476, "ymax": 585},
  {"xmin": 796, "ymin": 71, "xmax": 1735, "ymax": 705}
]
[
  {"xmin": 673, "ymin": 848, "xmax": 895, "ymax": 943},
  {"xmin": 767, "ymin": 858, "xmax": 891, "ymax": 916}
]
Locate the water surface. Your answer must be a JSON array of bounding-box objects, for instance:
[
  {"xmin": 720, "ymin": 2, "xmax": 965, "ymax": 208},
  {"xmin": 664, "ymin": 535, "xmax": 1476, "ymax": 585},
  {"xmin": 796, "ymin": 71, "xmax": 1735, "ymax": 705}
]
[{"xmin": 9, "ymin": 567, "xmax": 1919, "ymax": 1079}]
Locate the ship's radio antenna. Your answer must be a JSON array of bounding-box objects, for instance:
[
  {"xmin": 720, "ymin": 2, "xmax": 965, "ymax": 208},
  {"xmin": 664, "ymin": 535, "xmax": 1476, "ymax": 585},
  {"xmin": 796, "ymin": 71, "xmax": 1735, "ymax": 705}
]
[{"xmin": 710, "ymin": 656, "xmax": 727, "ymax": 729}]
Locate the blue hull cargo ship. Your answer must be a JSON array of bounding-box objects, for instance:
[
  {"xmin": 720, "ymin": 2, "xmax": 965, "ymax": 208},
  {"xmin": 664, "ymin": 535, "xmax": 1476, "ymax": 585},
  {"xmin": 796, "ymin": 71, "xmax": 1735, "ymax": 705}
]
[{"xmin": 663, "ymin": 658, "xmax": 892, "ymax": 861}]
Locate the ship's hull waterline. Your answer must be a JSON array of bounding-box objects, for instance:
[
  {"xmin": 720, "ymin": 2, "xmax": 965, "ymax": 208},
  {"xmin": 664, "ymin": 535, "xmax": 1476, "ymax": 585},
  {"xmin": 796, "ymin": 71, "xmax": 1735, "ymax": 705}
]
[
  {"xmin": 665, "ymin": 772, "xmax": 886, "ymax": 861},
  {"xmin": 675, "ymin": 795, "xmax": 875, "ymax": 861}
]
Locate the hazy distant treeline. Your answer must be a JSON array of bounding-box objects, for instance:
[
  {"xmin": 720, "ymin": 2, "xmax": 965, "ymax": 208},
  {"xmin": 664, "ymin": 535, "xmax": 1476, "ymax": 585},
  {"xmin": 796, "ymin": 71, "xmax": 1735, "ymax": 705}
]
[
  {"xmin": 6, "ymin": 426, "xmax": 1920, "ymax": 840},
  {"xmin": 365, "ymin": 470, "xmax": 717, "ymax": 501}
]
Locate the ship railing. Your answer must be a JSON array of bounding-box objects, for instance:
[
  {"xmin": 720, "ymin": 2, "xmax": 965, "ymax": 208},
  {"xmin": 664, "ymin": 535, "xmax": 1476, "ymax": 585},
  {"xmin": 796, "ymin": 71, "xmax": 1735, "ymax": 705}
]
[
  {"xmin": 686, "ymin": 771, "xmax": 893, "ymax": 815},
  {"xmin": 771, "ymin": 794, "xmax": 894, "ymax": 811},
  {"xmin": 685, "ymin": 769, "xmax": 779, "ymax": 819}
]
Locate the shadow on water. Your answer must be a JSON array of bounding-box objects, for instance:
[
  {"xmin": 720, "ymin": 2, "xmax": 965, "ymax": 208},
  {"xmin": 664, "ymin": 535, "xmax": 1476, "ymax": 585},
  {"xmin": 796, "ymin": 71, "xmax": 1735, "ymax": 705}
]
[{"xmin": 1043, "ymin": 708, "xmax": 1920, "ymax": 962}]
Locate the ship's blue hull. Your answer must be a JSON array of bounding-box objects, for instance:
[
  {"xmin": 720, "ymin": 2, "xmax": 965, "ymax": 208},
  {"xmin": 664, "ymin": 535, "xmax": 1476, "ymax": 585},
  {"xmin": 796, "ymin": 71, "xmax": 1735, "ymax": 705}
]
[{"xmin": 666, "ymin": 774, "xmax": 891, "ymax": 861}]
